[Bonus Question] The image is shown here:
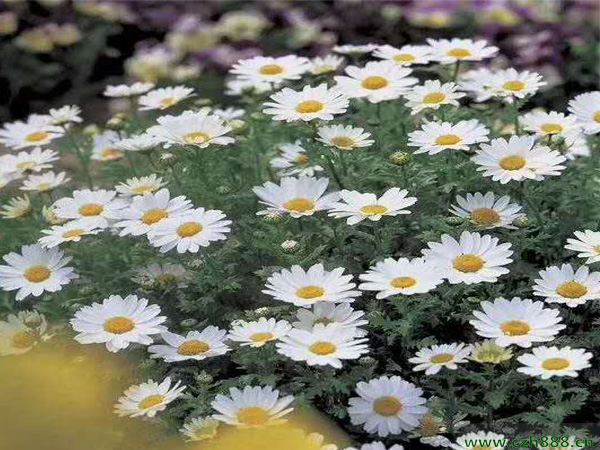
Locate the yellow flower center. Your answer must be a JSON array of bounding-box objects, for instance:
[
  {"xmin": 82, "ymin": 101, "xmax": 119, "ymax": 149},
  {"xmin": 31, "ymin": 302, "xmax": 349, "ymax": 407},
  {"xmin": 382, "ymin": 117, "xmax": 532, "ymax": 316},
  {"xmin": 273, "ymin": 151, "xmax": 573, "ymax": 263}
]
[
  {"xmin": 159, "ymin": 97, "xmax": 177, "ymax": 108},
  {"xmin": 500, "ymin": 320, "xmax": 531, "ymax": 336},
  {"xmin": 178, "ymin": 340, "xmax": 210, "ymax": 355},
  {"xmin": 470, "ymin": 207, "xmax": 500, "ymax": 226},
  {"xmin": 25, "ymin": 131, "xmax": 50, "ymax": 142},
  {"xmin": 103, "ymin": 316, "xmax": 135, "ymax": 334},
  {"xmin": 556, "ymin": 281, "xmax": 587, "ymax": 298},
  {"xmin": 593, "ymin": 111, "xmax": 600, "ymax": 123},
  {"xmin": 259, "ymin": 64, "xmax": 284, "ymax": 75},
  {"xmin": 17, "ymin": 161, "xmax": 36, "ymax": 171},
  {"xmin": 294, "ymin": 154, "xmax": 309, "ymax": 165},
  {"xmin": 435, "ymin": 134, "xmax": 462, "ymax": 146},
  {"xmin": 62, "ymin": 228, "xmax": 85, "ymax": 239},
  {"xmin": 23, "ymin": 265, "xmax": 51, "ymax": 283},
  {"xmin": 283, "ymin": 197, "xmax": 315, "ymax": 213},
  {"xmin": 296, "ymin": 285, "xmax": 325, "ymax": 299},
  {"xmin": 542, "ymin": 357, "xmax": 570, "ymax": 371},
  {"xmin": 394, "ymin": 53, "xmax": 416, "ymax": 62},
  {"xmin": 499, "ymin": 155, "xmax": 526, "ymax": 170},
  {"xmin": 373, "ymin": 396, "xmax": 402, "ymax": 416},
  {"xmin": 360, "ymin": 204, "xmax": 388, "ymax": 215},
  {"xmin": 423, "ymin": 92, "xmax": 446, "ymax": 104},
  {"xmin": 309, "ymin": 341, "xmax": 337, "ymax": 355},
  {"xmin": 447, "ymin": 48, "xmax": 471, "ymax": 58},
  {"xmin": 184, "ymin": 131, "xmax": 211, "ymax": 144},
  {"xmin": 362, "ymin": 76, "xmax": 389, "ymax": 90},
  {"xmin": 11, "ymin": 331, "xmax": 36, "ymax": 349},
  {"xmin": 138, "ymin": 394, "xmax": 165, "ymax": 410},
  {"xmin": 390, "ymin": 276, "xmax": 417, "ymax": 288},
  {"xmin": 78, "ymin": 203, "xmax": 104, "ymax": 216},
  {"xmin": 237, "ymin": 406, "xmax": 270, "ymax": 426},
  {"xmin": 313, "ymin": 317, "xmax": 335, "ymax": 325},
  {"xmin": 177, "ymin": 222, "xmax": 203, "ymax": 237},
  {"xmin": 502, "ymin": 80, "xmax": 526, "ymax": 91},
  {"xmin": 101, "ymin": 147, "xmax": 123, "ymax": 159},
  {"xmin": 595, "ymin": 245, "xmax": 600, "ymax": 255},
  {"xmin": 540, "ymin": 123, "xmax": 563, "ymax": 134},
  {"xmin": 36, "ymin": 182, "xmax": 53, "ymax": 192},
  {"xmin": 453, "ymin": 254, "xmax": 484, "ymax": 273},
  {"xmin": 131, "ymin": 185, "xmax": 154, "ymax": 195},
  {"xmin": 250, "ymin": 332, "xmax": 275, "ymax": 343},
  {"xmin": 331, "ymin": 136, "xmax": 355, "ymax": 148},
  {"xmin": 142, "ymin": 208, "xmax": 168, "ymax": 225},
  {"xmin": 295, "ymin": 100, "xmax": 324, "ymax": 114},
  {"xmin": 430, "ymin": 353, "xmax": 454, "ymax": 364}
]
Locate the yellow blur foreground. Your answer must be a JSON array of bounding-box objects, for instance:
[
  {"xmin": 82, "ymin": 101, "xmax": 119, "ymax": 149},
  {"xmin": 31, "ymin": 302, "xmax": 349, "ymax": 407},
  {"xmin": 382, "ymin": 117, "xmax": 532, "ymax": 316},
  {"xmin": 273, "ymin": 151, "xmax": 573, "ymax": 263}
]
[{"xmin": 0, "ymin": 344, "xmax": 349, "ymax": 450}]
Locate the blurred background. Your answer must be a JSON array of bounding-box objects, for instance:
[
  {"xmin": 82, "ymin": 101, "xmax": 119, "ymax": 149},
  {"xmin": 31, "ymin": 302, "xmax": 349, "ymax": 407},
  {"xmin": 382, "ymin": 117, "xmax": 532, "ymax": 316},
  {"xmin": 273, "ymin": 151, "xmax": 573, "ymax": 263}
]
[{"xmin": 0, "ymin": 0, "xmax": 598, "ymax": 123}]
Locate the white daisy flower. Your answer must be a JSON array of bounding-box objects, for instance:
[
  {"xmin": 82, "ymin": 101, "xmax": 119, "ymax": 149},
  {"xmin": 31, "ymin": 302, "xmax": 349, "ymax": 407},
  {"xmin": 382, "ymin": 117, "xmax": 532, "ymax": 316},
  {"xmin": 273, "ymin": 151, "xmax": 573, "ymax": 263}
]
[
  {"xmin": 292, "ymin": 303, "xmax": 368, "ymax": 335},
  {"xmin": 253, "ymin": 176, "xmax": 339, "ymax": 218},
  {"xmin": 346, "ymin": 442, "xmax": 404, "ymax": 450},
  {"xmin": 0, "ymin": 170, "xmax": 21, "ymax": 189},
  {"xmin": 327, "ymin": 188, "xmax": 417, "ymax": 225},
  {"xmin": 517, "ymin": 346, "xmax": 593, "ymax": 379},
  {"xmin": 309, "ymin": 55, "xmax": 345, "ymax": 75},
  {"xmin": 422, "ymin": 231, "xmax": 513, "ymax": 285},
  {"xmin": 316, "ymin": 124, "xmax": 375, "ymax": 151},
  {"xmin": 403, "ymin": 80, "xmax": 465, "ymax": 114},
  {"xmin": 521, "ymin": 111, "xmax": 581, "ymax": 138},
  {"xmin": 487, "ymin": 68, "xmax": 546, "ymax": 102},
  {"xmin": 114, "ymin": 377, "xmax": 186, "ymax": 418},
  {"xmin": 459, "ymin": 67, "xmax": 495, "ymax": 102},
  {"xmin": 138, "ymin": 86, "xmax": 195, "ymax": 111},
  {"xmin": 0, "ymin": 147, "xmax": 59, "ymax": 174},
  {"xmin": 70, "ymin": 294, "xmax": 166, "ymax": 352},
  {"xmin": 471, "ymin": 135, "xmax": 566, "ymax": 184},
  {"xmin": 91, "ymin": 130, "xmax": 124, "ymax": 161},
  {"xmin": 269, "ymin": 141, "xmax": 324, "ymax": 177},
  {"xmin": 146, "ymin": 110, "xmax": 234, "ymax": 149},
  {"xmin": 38, "ymin": 218, "xmax": 104, "ymax": 248},
  {"xmin": 0, "ymin": 114, "xmax": 64, "ymax": 149},
  {"xmin": 533, "ymin": 264, "xmax": 600, "ymax": 308},
  {"xmin": 451, "ymin": 431, "xmax": 505, "ymax": 450},
  {"xmin": 116, "ymin": 134, "xmax": 162, "ymax": 153},
  {"xmin": 333, "ymin": 44, "xmax": 378, "ymax": 55},
  {"xmin": 0, "ymin": 244, "xmax": 77, "ymax": 301},
  {"xmin": 114, "ymin": 188, "xmax": 192, "ymax": 237},
  {"xmin": 132, "ymin": 262, "xmax": 190, "ymax": 289},
  {"xmin": 48, "ymin": 105, "xmax": 82, "ymax": 125},
  {"xmin": 409, "ymin": 343, "xmax": 472, "ymax": 375},
  {"xmin": 0, "ymin": 312, "xmax": 49, "ymax": 356},
  {"xmin": 449, "ymin": 192, "xmax": 523, "ymax": 229},
  {"xmin": 263, "ymin": 263, "xmax": 360, "ymax": 307},
  {"xmin": 568, "ymin": 91, "xmax": 600, "ymax": 134},
  {"xmin": 348, "ymin": 375, "xmax": 428, "ymax": 437},
  {"xmin": 148, "ymin": 327, "xmax": 230, "ymax": 362},
  {"xmin": 180, "ymin": 416, "xmax": 219, "ymax": 442},
  {"xmin": 213, "ymin": 107, "xmax": 245, "ymax": 121},
  {"xmin": 20, "ymin": 171, "xmax": 70, "ymax": 193},
  {"xmin": 230, "ymin": 55, "xmax": 309, "ymax": 86},
  {"xmin": 276, "ymin": 323, "xmax": 368, "ymax": 368},
  {"xmin": 225, "ymin": 78, "xmax": 272, "ymax": 96},
  {"xmin": 373, "ymin": 44, "xmax": 432, "ymax": 66},
  {"xmin": 427, "ymin": 38, "xmax": 499, "ymax": 64},
  {"xmin": 334, "ymin": 61, "xmax": 417, "ymax": 103},
  {"xmin": 115, "ymin": 174, "xmax": 167, "ymax": 196},
  {"xmin": 263, "ymin": 83, "xmax": 349, "ymax": 122},
  {"xmin": 563, "ymin": 133, "xmax": 591, "ymax": 160},
  {"xmin": 52, "ymin": 189, "xmax": 127, "ymax": 227},
  {"xmin": 565, "ymin": 230, "xmax": 600, "ymax": 264},
  {"xmin": 470, "ymin": 297, "xmax": 565, "ymax": 348},
  {"xmin": 407, "ymin": 120, "xmax": 490, "ymax": 155},
  {"xmin": 147, "ymin": 207, "xmax": 231, "ymax": 253},
  {"xmin": 0, "ymin": 195, "xmax": 32, "ymax": 219},
  {"xmin": 211, "ymin": 385, "xmax": 294, "ymax": 427},
  {"xmin": 104, "ymin": 82, "xmax": 155, "ymax": 97},
  {"xmin": 358, "ymin": 257, "xmax": 445, "ymax": 299},
  {"xmin": 228, "ymin": 317, "xmax": 292, "ymax": 347}
]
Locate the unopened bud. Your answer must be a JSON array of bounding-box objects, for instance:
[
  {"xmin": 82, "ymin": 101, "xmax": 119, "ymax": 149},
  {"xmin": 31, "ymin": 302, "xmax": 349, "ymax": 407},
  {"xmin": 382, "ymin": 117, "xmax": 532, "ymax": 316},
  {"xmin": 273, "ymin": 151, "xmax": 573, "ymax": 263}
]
[
  {"xmin": 445, "ymin": 216, "xmax": 464, "ymax": 226},
  {"xmin": 513, "ymin": 215, "xmax": 530, "ymax": 228},
  {"xmin": 281, "ymin": 239, "xmax": 299, "ymax": 253},
  {"xmin": 389, "ymin": 151, "xmax": 411, "ymax": 166}
]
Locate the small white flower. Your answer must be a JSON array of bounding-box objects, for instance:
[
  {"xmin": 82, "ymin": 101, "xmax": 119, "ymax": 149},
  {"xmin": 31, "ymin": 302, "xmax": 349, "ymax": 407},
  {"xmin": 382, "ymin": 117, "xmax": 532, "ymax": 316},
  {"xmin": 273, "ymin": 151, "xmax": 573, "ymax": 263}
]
[
  {"xmin": 91, "ymin": 130, "xmax": 124, "ymax": 161},
  {"xmin": 0, "ymin": 147, "xmax": 59, "ymax": 174},
  {"xmin": 565, "ymin": 230, "xmax": 600, "ymax": 264},
  {"xmin": 148, "ymin": 327, "xmax": 230, "ymax": 362},
  {"xmin": 0, "ymin": 114, "xmax": 64, "ymax": 149},
  {"xmin": 517, "ymin": 346, "xmax": 593, "ymax": 379},
  {"xmin": 309, "ymin": 55, "xmax": 345, "ymax": 75},
  {"xmin": 48, "ymin": 105, "xmax": 82, "ymax": 125},
  {"xmin": 138, "ymin": 85, "xmax": 195, "ymax": 111},
  {"xmin": 373, "ymin": 44, "xmax": 432, "ymax": 66},
  {"xmin": 132, "ymin": 262, "xmax": 190, "ymax": 288},
  {"xmin": 533, "ymin": 264, "xmax": 600, "ymax": 308},
  {"xmin": 38, "ymin": 218, "xmax": 103, "ymax": 248},
  {"xmin": 521, "ymin": 110, "xmax": 581, "ymax": 138},
  {"xmin": 211, "ymin": 385, "xmax": 294, "ymax": 427},
  {"xmin": 408, "ymin": 120, "xmax": 490, "ymax": 155},
  {"xmin": 276, "ymin": 323, "xmax": 369, "ymax": 368},
  {"xmin": 213, "ymin": 106, "xmax": 245, "ymax": 121},
  {"xmin": 115, "ymin": 174, "xmax": 167, "ymax": 196},
  {"xmin": 568, "ymin": 91, "xmax": 600, "ymax": 134},
  {"xmin": 409, "ymin": 343, "xmax": 472, "ymax": 375},
  {"xmin": 487, "ymin": 68, "xmax": 546, "ymax": 102},
  {"xmin": 116, "ymin": 134, "xmax": 162, "ymax": 152},
  {"xmin": 422, "ymin": 231, "xmax": 513, "ymax": 285},
  {"xmin": 403, "ymin": 80, "xmax": 465, "ymax": 114},
  {"xmin": 70, "ymin": 294, "xmax": 166, "ymax": 352},
  {"xmin": 333, "ymin": 44, "xmax": 378, "ymax": 55},
  {"xmin": 459, "ymin": 68, "xmax": 495, "ymax": 102},
  {"xmin": 293, "ymin": 303, "xmax": 368, "ymax": 335},
  {"xmin": 104, "ymin": 82, "xmax": 155, "ymax": 97},
  {"xmin": 114, "ymin": 377, "xmax": 186, "ymax": 418},
  {"xmin": 269, "ymin": 141, "xmax": 323, "ymax": 177},
  {"xmin": 230, "ymin": 55, "xmax": 309, "ymax": 86},
  {"xmin": 449, "ymin": 192, "xmax": 522, "ymax": 229},
  {"xmin": 228, "ymin": 317, "xmax": 292, "ymax": 347},
  {"xmin": 316, "ymin": 124, "xmax": 374, "ymax": 150},
  {"xmin": 225, "ymin": 78, "xmax": 272, "ymax": 96},
  {"xmin": 52, "ymin": 189, "xmax": 127, "ymax": 227},
  {"xmin": 1, "ymin": 195, "xmax": 32, "ymax": 219},
  {"xmin": 0, "ymin": 312, "xmax": 50, "ymax": 356},
  {"xmin": 20, "ymin": 171, "xmax": 70, "ymax": 192},
  {"xmin": 563, "ymin": 133, "xmax": 591, "ymax": 160},
  {"xmin": 180, "ymin": 416, "xmax": 219, "ymax": 442},
  {"xmin": 427, "ymin": 38, "xmax": 499, "ymax": 64}
]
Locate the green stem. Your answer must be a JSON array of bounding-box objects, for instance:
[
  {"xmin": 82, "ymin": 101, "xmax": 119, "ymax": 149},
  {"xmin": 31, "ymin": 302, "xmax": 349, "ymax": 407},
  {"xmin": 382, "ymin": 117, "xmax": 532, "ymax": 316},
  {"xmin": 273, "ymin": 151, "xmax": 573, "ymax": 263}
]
[
  {"xmin": 512, "ymin": 101, "xmax": 521, "ymax": 135},
  {"xmin": 325, "ymin": 152, "xmax": 346, "ymax": 189},
  {"xmin": 452, "ymin": 60, "xmax": 461, "ymax": 82},
  {"xmin": 520, "ymin": 181, "xmax": 543, "ymax": 225},
  {"xmin": 63, "ymin": 126, "xmax": 93, "ymax": 189},
  {"xmin": 124, "ymin": 152, "xmax": 138, "ymax": 176}
]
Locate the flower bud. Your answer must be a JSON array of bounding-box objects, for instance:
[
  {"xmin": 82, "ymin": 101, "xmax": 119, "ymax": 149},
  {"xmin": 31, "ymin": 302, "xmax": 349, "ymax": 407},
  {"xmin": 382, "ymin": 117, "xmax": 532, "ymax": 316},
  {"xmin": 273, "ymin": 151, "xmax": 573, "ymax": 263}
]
[
  {"xmin": 513, "ymin": 215, "xmax": 530, "ymax": 228},
  {"xmin": 281, "ymin": 239, "xmax": 300, "ymax": 253},
  {"xmin": 389, "ymin": 151, "xmax": 411, "ymax": 166},
  {"xmin": 445, "ymin": 216, "xmax": 464, "ymax": 226},
  {"xmin": 180, "ymin": 318, "xmax": 198, "ymax": 328}
]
